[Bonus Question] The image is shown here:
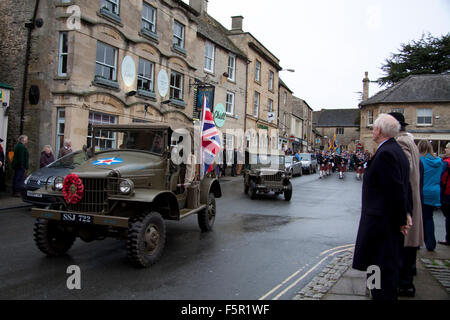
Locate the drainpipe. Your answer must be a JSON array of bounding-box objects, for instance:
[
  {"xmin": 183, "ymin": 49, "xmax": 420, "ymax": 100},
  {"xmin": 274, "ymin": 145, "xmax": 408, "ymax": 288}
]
[{"xmin": 20, "ymin": 0, "xmax": 40, "ymax": 134}]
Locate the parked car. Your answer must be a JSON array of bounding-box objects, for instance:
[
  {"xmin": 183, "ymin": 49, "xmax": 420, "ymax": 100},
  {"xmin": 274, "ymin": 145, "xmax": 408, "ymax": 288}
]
[
  {"xmin": 300, "ymin": 153, "xmax": 318, "ymax": 174},
  {"xmin": 285, "ymin": 155, "xmax": 303, "ymax": 177},
  {"xmin": 22, "ymin": 151, "xmax": 84, "ymax": 207}
]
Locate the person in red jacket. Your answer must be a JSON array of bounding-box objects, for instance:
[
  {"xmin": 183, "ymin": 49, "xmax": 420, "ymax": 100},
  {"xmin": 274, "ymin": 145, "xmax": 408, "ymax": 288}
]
[{"xmin": 440, "ymin": 143, "xmax": 450, "ymax": 245}]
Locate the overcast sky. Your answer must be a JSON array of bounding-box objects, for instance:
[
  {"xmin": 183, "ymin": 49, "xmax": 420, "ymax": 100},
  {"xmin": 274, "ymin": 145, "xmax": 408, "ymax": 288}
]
[{"xmin": 187, "ymin": 0, "xmax": 450, "ymax": 110}]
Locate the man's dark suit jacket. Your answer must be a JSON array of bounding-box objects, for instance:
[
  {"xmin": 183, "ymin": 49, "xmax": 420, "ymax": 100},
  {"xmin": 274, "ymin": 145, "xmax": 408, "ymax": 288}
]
[{"xmin": 353, "ymin": 138, "xmax": 410, "ymax": 272}]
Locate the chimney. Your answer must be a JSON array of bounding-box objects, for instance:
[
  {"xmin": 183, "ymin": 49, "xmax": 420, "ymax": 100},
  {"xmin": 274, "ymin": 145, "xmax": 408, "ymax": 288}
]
[
  {"xmin": 231, "ymin": 16, "xmax": 244, "ymax": 32},
  {"xmin": 190, "ymin": 0, "xmax": 208, "ymax": 15},
  {"xmin": 362, "ymin": 71, "xmax": 369, "ymax": 101}
]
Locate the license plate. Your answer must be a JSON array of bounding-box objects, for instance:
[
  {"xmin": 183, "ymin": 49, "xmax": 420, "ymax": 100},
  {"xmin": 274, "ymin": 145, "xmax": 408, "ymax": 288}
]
[
  {"xmin": 27, "ymin": 191, "xmax": 42, "ymax": 198},
  {"xmin": 62, "ymin": 213, "xmax": 93, "ymax": 224}
]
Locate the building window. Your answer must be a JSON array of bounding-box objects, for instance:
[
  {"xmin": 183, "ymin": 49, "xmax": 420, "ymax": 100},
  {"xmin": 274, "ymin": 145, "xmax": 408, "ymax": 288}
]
[
  {"xmin": 87, "ymin": 111, "xmax": 117, "ymax": 150},
  {"xmin": 95, "ymin": 42, "xmax": 117, "ymax": 81},
  {"xmin": 228, "ymin": 54, "xmax": 236, "ymax": 81},
  {"xmin": 255, "ymin": 60, "xmax": 261, "ymax": 82},
  {"xmin": 269, "ymin": 71, "xmax": 274, "ymax": 91},
  {"xmin": 173, "ymin": 20, "xmax": 185, "ymax": 48},
  {"xmin": 170, "ymin": 71, "xmax": 183, "ymax": 101},
  {"xmin": 253, "ymin": 91, "xmax": 260, "ymax": 117},
  {"xmin": 268, "ymin": 99, "xmax": 273, "ymax": 112},
  {"xmin": 367, "ymin": 110, "xmax": 374, "ymax": 126},
  {"xmin": 142, "ymin": 2, "xmax": 156, "ymax": 33},
  {"xmin": 204, "ymin": 41, "xmax": 215, "ymax": 73},
  {"xmin": 417, "ymin": 108, "xmax": 432, "ymax": 125},
  {"xmin": 226, "ymin": 91, "xmax": 235, "ymax": 115},
  {"xmin": 137, "ymin": 58, "xmax": 154, "ymax": 92},
  {"xmin": 284, "ymin": 92, "xmax": 287, "ymax": 105},
  {"xmin": 283, "ymin": 112, "xmax": 287, "ymax": 129},
  {"xmin": 56, "ymin": 108, "xmax": 65, "ymax": 153},
  {"xmin": 336, "ymin": 128, "xmax": 344, "ymax": 135},
  {"xmin": 58, "ymin": 32, "xmax": 69, "ymax": 76},
  {"xmin": 101, "ymin": 0, "xmax": 120, "ymax": 15}
]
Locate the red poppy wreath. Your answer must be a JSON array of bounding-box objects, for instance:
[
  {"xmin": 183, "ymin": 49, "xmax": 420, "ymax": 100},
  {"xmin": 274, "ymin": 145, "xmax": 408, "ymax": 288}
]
[{"xmin": 63, "ymin": 174, "xmax": 84, "ymax": 205}]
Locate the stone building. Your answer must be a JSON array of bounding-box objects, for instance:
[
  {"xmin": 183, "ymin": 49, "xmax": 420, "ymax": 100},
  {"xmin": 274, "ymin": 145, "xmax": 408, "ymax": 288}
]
[
  {"xmin": 1, "ymin": 0, "xmax": 236, "ymax": 169},
  {"xmin": 290, "ymin": 97, "xmax": 314, "ymax": 153},
  {"xmin": 278, "ymin": 79, "xmax": 293, "ymax": 152},
  {"xmin": 359, "ymin": 74, "xmax": 450, "ymax": 155},
  {"xmin": 191, "ymin": 1, "xmax": 248, "ymax": 155},
  {"xmin": 227, "ymin": 16, "xmax": 281, "ymax": 154},
  {"xmin": 313, "ymin": 108, "xmax": 360, "ymax": 152}
]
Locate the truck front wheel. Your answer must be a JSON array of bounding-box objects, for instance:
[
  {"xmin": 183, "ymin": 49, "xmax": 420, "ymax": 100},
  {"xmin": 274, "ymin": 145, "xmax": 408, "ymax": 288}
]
[
  {"xmin": 198, "ymin": 193, "xmax": 216, "ymax": 232},
  {"xmin": 34, "ymin": 219, "xmax": 76, "ymax": 256},
  {"xmin": 127, "ymin": 212, "xmax": 166, "ymax": 268}
]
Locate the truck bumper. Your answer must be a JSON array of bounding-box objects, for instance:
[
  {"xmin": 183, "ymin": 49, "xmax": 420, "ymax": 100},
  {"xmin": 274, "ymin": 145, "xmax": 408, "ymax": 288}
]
[{"xmin": 31, "ymin": 208, "xmax": 129, "ymax": 228}]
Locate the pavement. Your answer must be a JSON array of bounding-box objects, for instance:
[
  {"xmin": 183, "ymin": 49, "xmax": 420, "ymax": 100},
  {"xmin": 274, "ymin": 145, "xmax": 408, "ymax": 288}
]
[{"xmin": 294, "ymin": 240, "xmax": 450, "ymax": 300}]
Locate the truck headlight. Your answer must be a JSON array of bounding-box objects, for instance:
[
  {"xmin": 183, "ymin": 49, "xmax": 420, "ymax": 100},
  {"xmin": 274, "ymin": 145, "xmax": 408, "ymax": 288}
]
[
  {"xmin": 119, "ymin": 179, "xmax": 134, "ymax": 195},
  {"xmin": 53, "ymin": 177, "xmax": 64, "ymax": 191}
]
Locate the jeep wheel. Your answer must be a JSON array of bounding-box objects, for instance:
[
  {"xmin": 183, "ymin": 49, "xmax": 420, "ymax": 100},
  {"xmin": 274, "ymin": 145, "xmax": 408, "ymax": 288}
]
[
  {"xmin": 127, "ymin": 212, "xmax": 166, "ymax": 268},
  {"xmin": 244, "ymin": 183, "xmax": 249, "ymax": 195},
  {"xmin": 34, "ymin": 219, "xmax": 76, "ymax": 256},
  {"xmin": 198, "ymin": 193, "xmax": 216, "ymax": 232},
  {"xmin": 284, "ymin": 182, "xmax": 293, "ymax": 201}
]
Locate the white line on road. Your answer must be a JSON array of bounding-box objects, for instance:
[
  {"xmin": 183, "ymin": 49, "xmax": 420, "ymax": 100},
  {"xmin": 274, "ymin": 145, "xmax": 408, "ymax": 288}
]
[
  {"xmin": 259, "ymin": 246, "xmax": 355, "ymax": 300},
  {"xmin": 320, "ymin": 244, "xmax": 355, "ymax": 256}
]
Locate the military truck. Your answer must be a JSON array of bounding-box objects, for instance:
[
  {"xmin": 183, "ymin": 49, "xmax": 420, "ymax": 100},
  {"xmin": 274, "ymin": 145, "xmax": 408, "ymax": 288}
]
[
  {"xmin": 243, "ymin": 154, "xmax": 293, "ymax": 201},
  {"xmin": 31, "ymin": 123, "xmax": 221, "ymax": 268}
]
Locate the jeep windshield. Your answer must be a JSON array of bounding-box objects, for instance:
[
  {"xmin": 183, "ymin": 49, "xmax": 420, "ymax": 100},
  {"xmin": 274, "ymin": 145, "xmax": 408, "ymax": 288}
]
[
  {"xmin": 89, "ymin": 127, "xmax": 166, "ymax": 156},
  {"xmin": 250, "ymin": 154, "xmax": 285, "ymax": 166}
]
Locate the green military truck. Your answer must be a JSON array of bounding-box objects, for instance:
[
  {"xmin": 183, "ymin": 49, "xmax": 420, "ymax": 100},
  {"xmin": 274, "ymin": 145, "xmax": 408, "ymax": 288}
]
[
  {"xmin": 31, "ymin": 123, "xmax": 221, "ymax": 268},
  {"xmin": 243, "ymin": 153, "xmax": 293, "ymax": 201}
]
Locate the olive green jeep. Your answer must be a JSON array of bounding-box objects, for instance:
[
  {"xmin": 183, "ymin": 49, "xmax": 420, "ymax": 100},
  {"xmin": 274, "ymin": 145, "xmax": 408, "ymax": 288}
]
[
  {"xmin": 243, "ymin": 154, "xmax": 293, "ymax": 201},
  {"xmin": 31, "ymin": 123, "xmax": 221, "ymax": 268}
]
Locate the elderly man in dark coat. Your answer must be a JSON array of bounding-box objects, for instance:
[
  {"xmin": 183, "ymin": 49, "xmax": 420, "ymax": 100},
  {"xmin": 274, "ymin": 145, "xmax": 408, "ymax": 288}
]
[{"xmin": 353, "ymin": 114, "xmax": 412, "ymax": 300}]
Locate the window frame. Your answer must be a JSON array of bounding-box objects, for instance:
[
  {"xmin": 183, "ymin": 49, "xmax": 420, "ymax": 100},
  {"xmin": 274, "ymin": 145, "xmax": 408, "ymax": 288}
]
[
  {"xmin": 137, "ymin": 58, "xmax": 155, "ymax": 93},
  {"xmin": 173, "ymin": 20, "xmax": 185, "ymax": 49},
  {"xmin": 367, "ymin": 110, "xmax": 374, "ymax": 127},
  {"xmin": 101, "ymin": 0, "xmax": 120, "ymax": 15},
  {"xmin": 170, "ymin": 70, "xmax": 184, "ymax": 101},
  {"xmin": 269, "ymin": 71, "xmax": 274, "ymax": 91},
  {"xmin": 58, "ymin": 32, "xmax": 69, "ymax": 76},
  {"xmin": 253, "ymin": 91, "xmax": 260, "ymax": 117},
  {"xmin": 226, "ymin": 91, "xmax": 235, "ymax": 116},
  {"xmin": 227, "ymin": 54, "xmax": 236, "ymax": 81},
  {"xmin": 255, "ymin": 60, "xmax": 261, "ymax": 82},
  {"xmin": 204, "ymin": 40, "xmax": 215, "ymax": 73},
  {"xmin": 56, "ymin": 107, "xmax": 65, "ymax": 153},
  {"xmin": 142, "ymin": 2, "xmax": 156, "ymax": 33},
  {"xmin": 95, "ymin": 41, "xmax": 118, "ymax": 81},
  {"xmin": 87, "ymin": 111, "xmax": 118, "ymax": 151},
  {"xmin": 417, "ymin": 108, "xmax": 433, "ymax": 126}
]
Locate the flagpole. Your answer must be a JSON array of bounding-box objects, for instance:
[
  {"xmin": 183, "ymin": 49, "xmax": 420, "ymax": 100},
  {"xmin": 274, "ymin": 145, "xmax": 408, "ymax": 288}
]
[{"xmin": 199, "ymin": 95, "xmax": 207, "ymax": 180}]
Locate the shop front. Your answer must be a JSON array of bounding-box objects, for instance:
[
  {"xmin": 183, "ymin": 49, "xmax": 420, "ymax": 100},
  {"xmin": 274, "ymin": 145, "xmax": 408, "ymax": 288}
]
[{"xmin": 412, "ymin": 131, "xmax": 450, "ymax": 157}]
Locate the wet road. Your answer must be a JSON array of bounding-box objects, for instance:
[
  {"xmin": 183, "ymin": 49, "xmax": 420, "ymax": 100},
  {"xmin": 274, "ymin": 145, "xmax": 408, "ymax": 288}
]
[{"xmin": 0, "ymin": 171, "xmax": 445, "ymax": 300}]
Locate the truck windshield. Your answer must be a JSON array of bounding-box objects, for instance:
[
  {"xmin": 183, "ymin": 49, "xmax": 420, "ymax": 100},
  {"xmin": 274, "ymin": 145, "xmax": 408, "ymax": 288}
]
[{"xmin": 90, "ymin": 129, "xmax": 165, "ymax": 155}]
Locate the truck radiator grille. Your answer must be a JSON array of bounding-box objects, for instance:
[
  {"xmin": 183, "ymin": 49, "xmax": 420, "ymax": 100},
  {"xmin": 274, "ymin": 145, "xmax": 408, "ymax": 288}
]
[
  {"xmin": 67, "ymin": 178, "xmax": 111, "ymax": 214},
  {"xmin": 262, "ymin": 172, "xmax": 283, "ymax": 182}
]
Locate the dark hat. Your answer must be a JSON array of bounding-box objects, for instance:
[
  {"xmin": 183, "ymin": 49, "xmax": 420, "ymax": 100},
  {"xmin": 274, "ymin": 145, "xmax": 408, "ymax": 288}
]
[
  {"xmin": 389, "ymin": 112, "xmax": 408, "ymax": 127},
  {"xmin": 0, "ymin": 138, "xmax": 3, "ymax": 143}
]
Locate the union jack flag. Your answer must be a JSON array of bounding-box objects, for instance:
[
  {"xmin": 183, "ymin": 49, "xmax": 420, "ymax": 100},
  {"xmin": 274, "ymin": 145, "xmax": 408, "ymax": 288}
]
[{"xmin": 201, "ymin": 95, "xmax": 221, "ymax": 178}]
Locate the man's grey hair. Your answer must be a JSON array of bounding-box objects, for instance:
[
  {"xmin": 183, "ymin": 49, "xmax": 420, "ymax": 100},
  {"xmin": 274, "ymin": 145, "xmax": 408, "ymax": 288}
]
[
  {"xmin": 64, "ymin": 139, "xmax": 72, "ymax": 147},
  {"xmin": 42, "ymin": 145, "xmax": 53, "ymax": 153},
  {"xmin": 374, "ymin": 114, "xmax": 401, "ymax": 138},
  {"xmin": 18, "ymin": 135, "xmax": 28, "ymax": 143}
]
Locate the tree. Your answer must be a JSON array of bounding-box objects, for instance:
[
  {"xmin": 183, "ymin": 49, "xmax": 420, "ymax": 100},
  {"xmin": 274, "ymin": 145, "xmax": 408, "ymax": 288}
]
[{"xmin": 378, "ymin": 33, "xmax": 450, "ymax": 86}]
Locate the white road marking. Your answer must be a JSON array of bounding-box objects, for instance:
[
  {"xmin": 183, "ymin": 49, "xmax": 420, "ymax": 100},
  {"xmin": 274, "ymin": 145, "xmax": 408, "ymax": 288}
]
[{"xmin": 259, "ymin": 244, "xmax": 355, "ymax": 300}]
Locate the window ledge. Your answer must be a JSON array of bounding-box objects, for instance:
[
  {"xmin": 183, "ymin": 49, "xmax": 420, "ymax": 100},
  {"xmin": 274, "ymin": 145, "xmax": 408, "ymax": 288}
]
[
  {"xmin": 416, "ymin": 124, "xmax": 433, "ymax": 127},
  {"xmin": 140, "ymin": 28, "xmax": 159, "ymax": 43},
  {"xmin": 172, "ymin": 45, "xmax": 187, "ymax": 57},
  {"xmin": 137, "ymin": 89, "xmax": 157, "ymax": 101},
  {"xmin": 98, "ymin": 8, "xmax": 123, "ymax": 26},
  {"xmin": 55, "ymin": 0, "xmax": 74, "ymax": 7},
  {"xmin": 169, "ymin": 99, "xmax": 186, "ymax": 108},
  {"xmin": 93, "ymin": 76, "xmax": 120, "ymax": 90}
]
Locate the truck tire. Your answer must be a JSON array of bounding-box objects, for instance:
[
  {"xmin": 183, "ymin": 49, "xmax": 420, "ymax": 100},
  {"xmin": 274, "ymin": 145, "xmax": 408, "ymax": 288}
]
[
  {"xmin": 198, "ymin": 193, "xmax": 216, "ymax": 232},
  {"xmin": 284, "ymin": 181, "xmax": 293, "ymax": 201},
  {"xmin": 34, "ymin": 219, "xmax": 76, "ymax": 256},
  {"xmin": 127, "ymin": 212, "xmax": 166, "ymax": 268}
]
